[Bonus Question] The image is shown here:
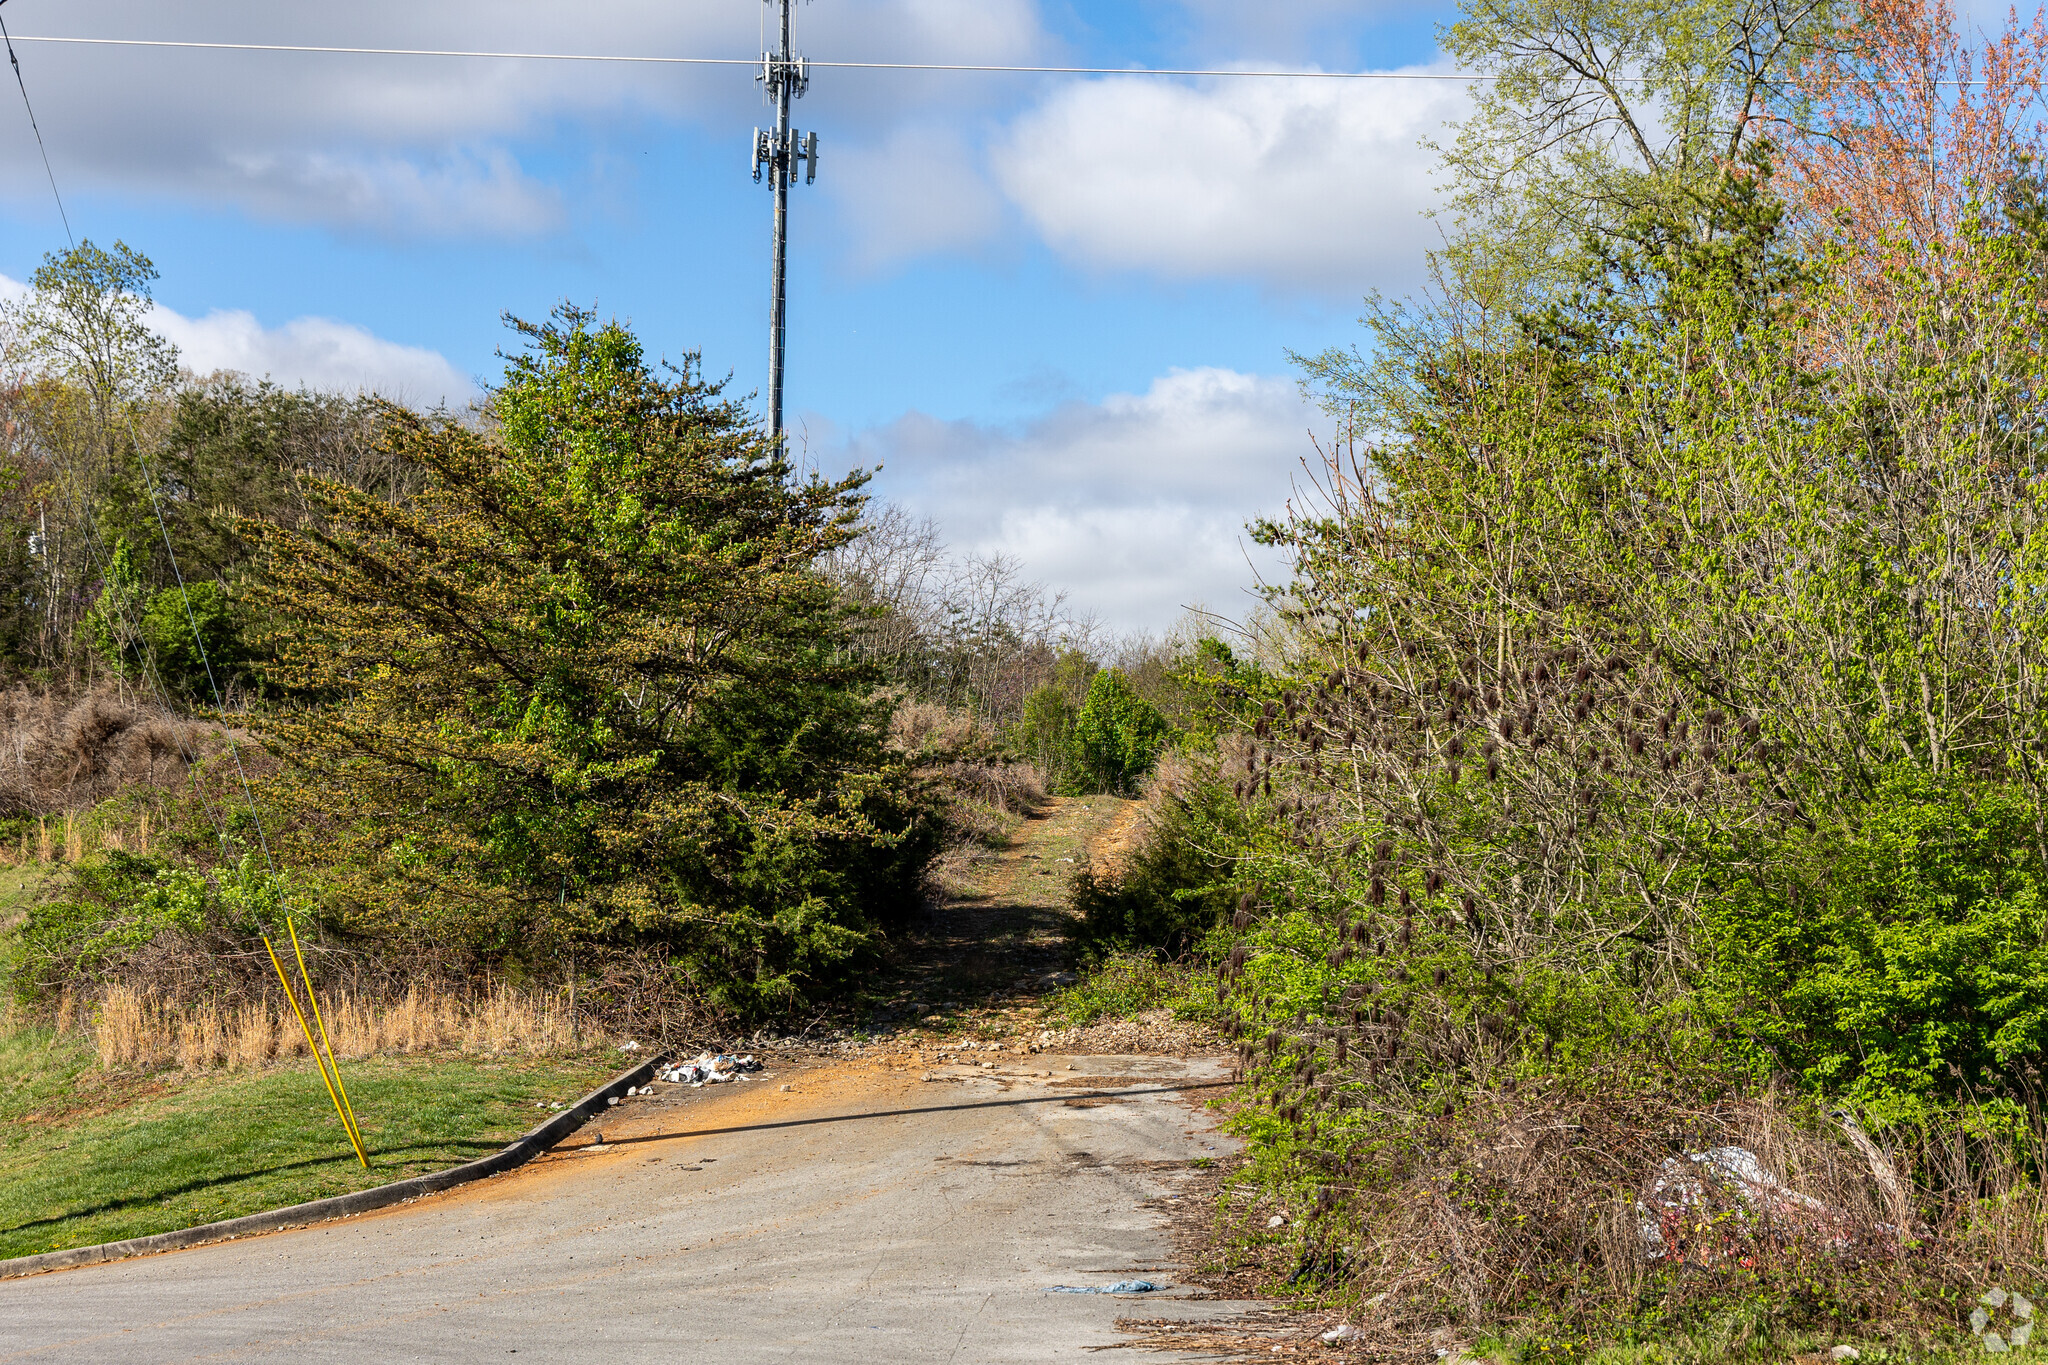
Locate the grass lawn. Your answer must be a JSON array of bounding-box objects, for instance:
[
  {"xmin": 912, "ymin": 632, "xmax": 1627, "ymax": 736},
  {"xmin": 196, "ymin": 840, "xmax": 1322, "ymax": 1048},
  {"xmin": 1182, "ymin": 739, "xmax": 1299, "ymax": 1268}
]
[{"xmin": 0, "ymin": 1030, "xmax": 618, "ymax": 1261}]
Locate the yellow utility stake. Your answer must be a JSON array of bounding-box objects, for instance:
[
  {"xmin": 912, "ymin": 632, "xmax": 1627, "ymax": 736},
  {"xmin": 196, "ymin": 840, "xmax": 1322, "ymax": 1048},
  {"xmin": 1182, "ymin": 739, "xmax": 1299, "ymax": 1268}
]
[
  {"xmin": 264, "ymin": 934, "xmax": 368, "ymax": 1170},
  {"xmin": 288, "ymin": 919, "xmax": 366, "ymax": 1156}
]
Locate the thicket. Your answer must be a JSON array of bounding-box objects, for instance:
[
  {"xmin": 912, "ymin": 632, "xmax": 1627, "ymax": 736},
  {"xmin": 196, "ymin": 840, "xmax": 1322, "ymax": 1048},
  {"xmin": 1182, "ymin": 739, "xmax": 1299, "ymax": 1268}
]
[{"xmin": 1041, "ymin": 0, "xmax": 2048, "ymax": 1350}]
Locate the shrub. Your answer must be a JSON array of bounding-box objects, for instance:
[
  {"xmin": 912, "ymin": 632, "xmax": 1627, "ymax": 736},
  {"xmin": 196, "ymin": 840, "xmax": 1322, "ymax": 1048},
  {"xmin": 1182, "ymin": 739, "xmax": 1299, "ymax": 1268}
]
[
  {"xmin": 1707, "ymin": 771, "xmax": 2048, "ymax": 1127},
  {"xmin": 247, "ymin": 307, "xmax": 938, "ymax": 1016},
  {"xmin": 1069, "ymin": 774, "xmax": 1242, "ymax": 962},
  {"xmin": 1068, "ymin": 668, "xmax": 1171, "ymax": 795}
]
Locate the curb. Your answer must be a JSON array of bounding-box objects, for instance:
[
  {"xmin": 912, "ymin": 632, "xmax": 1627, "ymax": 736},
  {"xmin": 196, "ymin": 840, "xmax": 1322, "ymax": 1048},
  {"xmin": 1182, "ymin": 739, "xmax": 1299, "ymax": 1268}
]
[{"xmin": 0, "ymin": 1050, "xmax": 667, "ymax": 1281}]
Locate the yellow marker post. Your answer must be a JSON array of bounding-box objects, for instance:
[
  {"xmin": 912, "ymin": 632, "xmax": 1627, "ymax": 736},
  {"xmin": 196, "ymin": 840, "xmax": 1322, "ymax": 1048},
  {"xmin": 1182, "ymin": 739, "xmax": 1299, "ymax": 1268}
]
[
  {"xmin": 287, "ymin": 919, "xmax": 365, "ymax": 1156},
  {"xmin": 264, "ymin": 934, "xmax": 368, "ymax": 1170}
]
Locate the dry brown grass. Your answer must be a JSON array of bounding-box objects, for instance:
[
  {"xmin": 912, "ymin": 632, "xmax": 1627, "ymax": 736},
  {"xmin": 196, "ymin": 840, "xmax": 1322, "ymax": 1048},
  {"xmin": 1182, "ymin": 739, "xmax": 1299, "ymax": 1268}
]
[
  {"xmin": 0, "ymin": 810, "xmax": 160, "ymax": 867},
  {"xmin": 0, "ymin": 683, "xmax": 231, "ymax": 819},
  {"xmin": 1221, "ymin": 1076, "xmax": 2048, "ymax": 1349},
  {"xmin": 81, "ymin": 982, "xmax": 578, "ymax": 1072}
]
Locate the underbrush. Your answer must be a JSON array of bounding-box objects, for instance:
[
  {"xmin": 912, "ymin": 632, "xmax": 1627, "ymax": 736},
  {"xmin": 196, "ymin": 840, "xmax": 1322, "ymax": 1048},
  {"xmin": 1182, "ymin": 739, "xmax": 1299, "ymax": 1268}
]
[
  {"xmin": 1042, "ymin": 951, "xmax": 1217, "ymax": 1027},
  {"xmin": 889, "ymin": 700, "xmax": 1047, "ymax": 890}
]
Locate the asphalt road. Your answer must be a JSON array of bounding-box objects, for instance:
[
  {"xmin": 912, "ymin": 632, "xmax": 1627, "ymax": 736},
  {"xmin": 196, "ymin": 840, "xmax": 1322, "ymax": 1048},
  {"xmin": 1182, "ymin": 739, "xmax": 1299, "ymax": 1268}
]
[{"xmin": 0, "ymin": 1051, "xmax": 1252, "ymax": 1363}]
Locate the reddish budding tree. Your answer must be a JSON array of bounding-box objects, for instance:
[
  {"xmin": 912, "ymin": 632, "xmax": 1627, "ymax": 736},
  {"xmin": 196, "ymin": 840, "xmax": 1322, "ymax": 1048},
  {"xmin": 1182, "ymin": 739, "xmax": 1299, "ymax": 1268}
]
[{"xmin": 1781, "ymin": 0, "xmax": 2048, "ymax": 281}]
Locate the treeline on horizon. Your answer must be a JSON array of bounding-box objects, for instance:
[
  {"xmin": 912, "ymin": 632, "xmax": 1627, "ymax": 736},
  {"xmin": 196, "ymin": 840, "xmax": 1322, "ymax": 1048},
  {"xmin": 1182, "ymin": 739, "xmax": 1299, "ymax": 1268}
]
[{"xmin": 0, "ymin": 237, "xmax": 1239, "ymax": 1025}]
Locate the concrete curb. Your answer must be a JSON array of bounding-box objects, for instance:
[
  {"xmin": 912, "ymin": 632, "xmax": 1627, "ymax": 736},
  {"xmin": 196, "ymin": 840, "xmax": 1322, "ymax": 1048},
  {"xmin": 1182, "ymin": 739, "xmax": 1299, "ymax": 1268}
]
[{"xmin": 0, "ymin": 1050, "xmax": 667, "ymax": 1281}]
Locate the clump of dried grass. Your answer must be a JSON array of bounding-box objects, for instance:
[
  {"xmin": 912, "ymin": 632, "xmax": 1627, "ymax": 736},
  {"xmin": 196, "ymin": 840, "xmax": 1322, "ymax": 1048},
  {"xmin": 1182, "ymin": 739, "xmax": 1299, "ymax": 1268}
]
[
  {"xmin": 81, "ymin": 981, "xmax": 578, "ymax": 1072},
  {"xmin": 0, "ymin": 683, "xmax": 231, "ymax": 819}
]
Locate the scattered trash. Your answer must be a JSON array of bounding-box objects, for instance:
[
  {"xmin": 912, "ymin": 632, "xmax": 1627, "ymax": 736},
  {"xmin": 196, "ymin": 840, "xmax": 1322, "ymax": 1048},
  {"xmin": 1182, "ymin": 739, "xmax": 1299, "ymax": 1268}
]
[
  {"xmin": 606, "ymin": 1097, "xmax": 620, "ymax": 1107},
  {"xmin": 1044, "ymin": 1280, "xmax": 1164, "ymax": 1294},
  {"xmin": 1637, "ymin": 1146, "xmax": 1856, "ymax": 1262},
  {"xmin": 1830, "ymin": 1348, "xmax": 1861, "ymax": 1361},
  {"xmin": 1973, "ymin": 1286, "xmax": 2033, "ymax": 1352},
  {"xmin": 656, "ymin": 1052, "xmax": 764, "ymax": 1085},
  {"xmin": 1268, "ymin": 1215, "xmax": 1287, "ymax": 1229},
  {"xmin": 618, "ymin": 1041, "xmax": 641, "ymax": 1052},
  {"xmin": 1321, "ymin": 1324, "xmax": 1361, "ymax": 1343},
  {"xmin": 779, "ymin": 1084, "xmax": 792, "ymax": 1092}
]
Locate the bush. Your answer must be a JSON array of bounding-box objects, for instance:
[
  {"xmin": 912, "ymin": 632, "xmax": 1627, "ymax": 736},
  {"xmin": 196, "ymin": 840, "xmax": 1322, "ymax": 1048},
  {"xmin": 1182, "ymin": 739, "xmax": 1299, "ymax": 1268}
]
[
  {"xmin": 1068, "ymin": 668, "xmax": 1171, "ymax": 795},
  {"xmin": 247, "ymin": 308, "xmax": 939, "ymax": 1016},
  {"xmin": 1069, "ymin": 775, "xmax": 1242, "ymax": 962},
  {"xmin": 1707, "ymin": 771, "xmax": 2048, "ymax": 1127}
]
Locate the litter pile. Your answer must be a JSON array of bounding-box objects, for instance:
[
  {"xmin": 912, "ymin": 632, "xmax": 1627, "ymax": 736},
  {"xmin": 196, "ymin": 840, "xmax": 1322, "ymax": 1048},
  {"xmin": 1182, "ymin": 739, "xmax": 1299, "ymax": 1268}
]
[
  {"xmin": 656, "ymin": 1052, "xmax": 764, "ymax": 1087},
  {"xmin": 1045, "ymin": 1280, "xmax": 1164, "ymax": 1294}
]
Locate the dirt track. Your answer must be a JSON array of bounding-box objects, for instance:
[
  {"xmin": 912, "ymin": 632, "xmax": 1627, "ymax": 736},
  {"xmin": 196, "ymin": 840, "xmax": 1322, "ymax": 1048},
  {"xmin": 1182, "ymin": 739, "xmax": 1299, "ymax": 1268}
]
[{"xmin": 0, "ymin": 1049, "xmax": 1249, "ymax": 1363}]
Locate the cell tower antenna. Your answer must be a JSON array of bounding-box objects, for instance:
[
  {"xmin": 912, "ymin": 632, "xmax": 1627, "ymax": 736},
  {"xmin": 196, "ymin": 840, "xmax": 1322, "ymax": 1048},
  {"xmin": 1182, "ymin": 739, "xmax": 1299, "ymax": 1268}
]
[{"xmin": 752, "ymin": 0, "xmax": 816, "ymax": 444}]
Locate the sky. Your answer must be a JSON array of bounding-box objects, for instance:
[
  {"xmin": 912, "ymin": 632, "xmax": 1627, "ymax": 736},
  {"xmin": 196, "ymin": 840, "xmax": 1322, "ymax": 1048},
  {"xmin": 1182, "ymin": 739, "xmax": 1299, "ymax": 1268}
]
[{"xmin": 0, "ymin": 1, "xmax": 1473, "ymax": 632}]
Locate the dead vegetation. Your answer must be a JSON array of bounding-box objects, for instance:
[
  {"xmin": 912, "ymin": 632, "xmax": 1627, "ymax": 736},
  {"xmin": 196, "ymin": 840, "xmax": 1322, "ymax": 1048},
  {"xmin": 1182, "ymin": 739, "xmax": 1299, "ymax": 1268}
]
[
  {"xmin": 0, "ymin": 683, "xmax": 232, "ymax": 819},
  {"xmin": 1199, "ymin": 1078, "xmax": 2048, "ymax": 1355},
  {"xmin": 38, "ymin": 981, "xmax": 581, "ymax": 1072},
  {"xmin": 888, "ymin": 700, "xmax": 1047, "ymax": 889}
]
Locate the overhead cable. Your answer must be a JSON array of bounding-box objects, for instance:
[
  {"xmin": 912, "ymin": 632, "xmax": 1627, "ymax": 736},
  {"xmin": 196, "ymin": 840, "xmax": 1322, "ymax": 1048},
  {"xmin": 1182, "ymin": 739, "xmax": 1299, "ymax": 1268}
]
[
  {"xmin": 0, "ymin": 9, "xmax": 72, "ymax": 244},
  {"xmin": 4, "ymin": 35, "xmax": 1496, "ymax": 77}
]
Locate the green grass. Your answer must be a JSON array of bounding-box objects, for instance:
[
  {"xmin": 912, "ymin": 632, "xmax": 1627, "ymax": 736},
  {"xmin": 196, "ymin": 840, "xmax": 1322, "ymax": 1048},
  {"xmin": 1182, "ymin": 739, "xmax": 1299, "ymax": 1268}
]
[
  {"xmin": 1044, "ymin": 950, "xmax": 1217, "ymax": 1027},
  {"xmin": 0, "ymin": 1030, "xmax": 616, "ymax": 1261}
]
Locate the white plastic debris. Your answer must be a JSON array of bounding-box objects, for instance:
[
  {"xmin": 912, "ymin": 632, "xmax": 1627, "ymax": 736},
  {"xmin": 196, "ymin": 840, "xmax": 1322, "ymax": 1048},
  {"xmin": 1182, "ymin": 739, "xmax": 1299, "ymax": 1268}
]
[
  {"xmin": 1268, "ymin": 1215, "xmax": 1287, "ymax": 1229},
  {"xmin": 619, "ymin": 1041, "xmax": 641, "ymax": 1052},
  {"xmin": 1321, "ymin": 1324, "xmax": 1362, "ymax": 1343},
  {"xmin": 1830, "ymin": 1347, "xmax": 1860, "ymax": 1361},
  {"xmin": 655, "ymin": 1052, "xmax": 764, "ymax": 1085},
  {"xmin": 1638, "ymin": 1146, "xmax": 1839, "ymax": 1261}
]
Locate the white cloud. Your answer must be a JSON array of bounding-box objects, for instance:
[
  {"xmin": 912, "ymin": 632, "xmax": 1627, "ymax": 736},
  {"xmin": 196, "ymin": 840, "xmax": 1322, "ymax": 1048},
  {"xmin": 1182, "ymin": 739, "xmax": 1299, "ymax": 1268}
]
[
  {"xmin": 993, "ymin": 69, "xmax": 1465, "ymax": 289},
  {"xmin": 0, "ymin": 264, "xmax": 474, "ymax": 398},
  {"xmin": 150, "ymin": 305, "xmax": 475, "ymax": 403},
  {"xmin": 2, "ymin": 0, "xmax": 1049, "ymax": 237},
  {"xmin": 829, "ymin": 123, "xmax": 1005, "ymax": 268},
  {"xmin": 836, "ymin": 366, "xmax": 1315, "ymax": 630}
]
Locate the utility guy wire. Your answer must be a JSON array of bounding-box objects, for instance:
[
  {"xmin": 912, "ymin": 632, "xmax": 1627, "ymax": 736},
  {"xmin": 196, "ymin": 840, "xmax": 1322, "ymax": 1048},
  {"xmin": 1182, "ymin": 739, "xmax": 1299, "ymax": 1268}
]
[{"xmin": 0, "ymin": 8, "xmax": 70, "ymax": 244}]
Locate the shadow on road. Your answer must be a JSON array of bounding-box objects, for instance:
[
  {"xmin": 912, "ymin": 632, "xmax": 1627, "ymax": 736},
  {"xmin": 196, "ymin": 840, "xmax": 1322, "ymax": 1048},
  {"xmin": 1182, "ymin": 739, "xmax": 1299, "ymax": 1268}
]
[{"xmin": 601, "ymin": 1079, "xmax": 1235, "ymax": 1149}]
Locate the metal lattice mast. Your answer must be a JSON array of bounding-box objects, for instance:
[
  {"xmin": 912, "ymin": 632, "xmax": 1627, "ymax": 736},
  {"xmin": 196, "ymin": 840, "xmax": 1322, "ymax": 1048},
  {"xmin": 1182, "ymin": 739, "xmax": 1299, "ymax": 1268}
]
[{"xmin": 753, "ymin": 0, "xmax": 816, "ymax": 443}]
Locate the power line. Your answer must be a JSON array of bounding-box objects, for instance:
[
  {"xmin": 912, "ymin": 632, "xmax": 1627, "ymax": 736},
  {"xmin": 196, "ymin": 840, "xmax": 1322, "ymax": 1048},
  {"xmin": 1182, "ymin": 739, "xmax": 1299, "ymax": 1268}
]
[
  {"xmin": 1, "ymin": 34, "xmax": 2007, "ymax": 84},
  {"xmin": 5, "ymin": 35, "xmax": 1492, "ymax": 77},
  {"xmin": 0, "ymin": 10, "xmax": 71, "ymax": 244}
]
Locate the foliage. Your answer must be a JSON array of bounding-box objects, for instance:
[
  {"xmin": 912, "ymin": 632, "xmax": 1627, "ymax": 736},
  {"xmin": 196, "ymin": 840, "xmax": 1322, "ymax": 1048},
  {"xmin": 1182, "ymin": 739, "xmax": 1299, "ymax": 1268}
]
[
  {"xmin": 85, "ymin": 540, "xmax": 246, "ymax": 700},
  {"xmin": 1068, "ymin": 776, "xmax": 1243, "ymax": 962},
  {"xmin": 1041, "ymin": 951, "xmax": 1217, "ymax": 1027},
  {"xmin": 1012, "ymin": 684, "xmax": 1077, "ymax": 788},
  {"xmin": 14, "ymin": 850, "xmax": 307, "ymax": 999},
  {"xmin": 247, "ymin": 307, "xmax": 937, "ymax": 1015},
  {"xmin": 1068, "ymin": 667, "xmax": 1172, "ymax": 795},
  {"xmin": 1709, "ymin": 772, "xmax": 2048, "ymax": 1126}
]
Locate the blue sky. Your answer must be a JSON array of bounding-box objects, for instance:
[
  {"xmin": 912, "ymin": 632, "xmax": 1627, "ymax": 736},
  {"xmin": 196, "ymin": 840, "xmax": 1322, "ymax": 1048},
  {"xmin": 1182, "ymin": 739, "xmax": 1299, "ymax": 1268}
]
[{"xmin": 0, "ymin": 1, "xmax": 1468, "ymax": 630}]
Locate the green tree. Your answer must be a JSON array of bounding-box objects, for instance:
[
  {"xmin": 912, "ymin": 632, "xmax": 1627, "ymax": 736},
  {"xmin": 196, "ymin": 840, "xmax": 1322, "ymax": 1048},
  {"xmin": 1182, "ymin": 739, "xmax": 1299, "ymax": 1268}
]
[
  {"xmin": 249, "ymin": 307, "xmax": 936, "ymax": 1013},
  {"xmin": 1013, "ymin": 684, "xmax": 1077, "ymax": 786},
  {"xmin": 1069, "ymin": 668, "xmax": 1172, "ymax": 795}
]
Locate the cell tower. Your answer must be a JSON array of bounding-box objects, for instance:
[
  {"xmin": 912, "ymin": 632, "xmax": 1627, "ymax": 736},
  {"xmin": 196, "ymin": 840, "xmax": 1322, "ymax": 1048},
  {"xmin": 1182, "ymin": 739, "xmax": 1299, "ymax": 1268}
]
[{"xmin": 753, "ymin": 0, "xmax": 817, "ymax": 443}]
